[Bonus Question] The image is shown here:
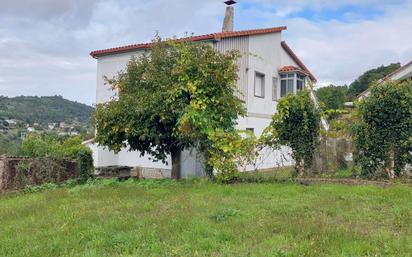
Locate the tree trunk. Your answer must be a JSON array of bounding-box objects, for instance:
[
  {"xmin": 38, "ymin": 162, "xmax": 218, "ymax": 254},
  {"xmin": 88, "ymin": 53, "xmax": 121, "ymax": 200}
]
[
  {"xmin": 296, "ymin": 160, "xmax": 305, "ymax": 177},
  {"xmin": 202, "ymin": 151, "xmax": 215, "ymax": 180},
  {"xmin": 171, "ymin": 148, "xmax": 181, "ymax": 180},
  {"xmin": 385, "ymin": 150, "xmax": 395, "ymax": 179}
]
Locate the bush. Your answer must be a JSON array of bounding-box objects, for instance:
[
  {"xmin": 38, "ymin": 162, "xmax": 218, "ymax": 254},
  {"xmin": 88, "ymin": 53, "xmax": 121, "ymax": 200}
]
[
  {"xmin": 21, "ymin": 135, "xmax": 94, "ymax": 181},
  {"xmin": 262, "ymin": 89, "xmax": 321, "ymax": 175},
  {"xmin": 207, "ymin": 129, "xmax": 258, "ymax": 183},
  {"xmin": 352, "ymin": 80, "xmax": 412, "ymax": 178}
]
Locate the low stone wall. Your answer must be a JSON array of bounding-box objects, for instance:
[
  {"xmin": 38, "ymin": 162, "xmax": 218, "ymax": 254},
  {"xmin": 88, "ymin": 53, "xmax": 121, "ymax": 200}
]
[
  {"xmin": 0, "ymin": 156, "xmax": 80, "ymax": 192},
  {"xmin": 95, "ymin": 166, "xmax": 171, "ymax": 179}
]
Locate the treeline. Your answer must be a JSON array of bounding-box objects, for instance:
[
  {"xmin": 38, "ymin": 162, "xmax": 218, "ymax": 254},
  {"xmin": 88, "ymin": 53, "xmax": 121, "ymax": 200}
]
[{"xmin": 316, "ymin": 63, "xmax": 400, "ymax": 110}]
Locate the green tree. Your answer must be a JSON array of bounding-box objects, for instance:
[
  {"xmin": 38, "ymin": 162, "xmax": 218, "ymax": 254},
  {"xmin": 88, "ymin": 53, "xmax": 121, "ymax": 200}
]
[
  {"xmin": 315, "ymin": 85, "xmax": 348, "ymax": 110},
  {"xmin": 352, "ymin": 80, "xmax": 412, "ymax": 178},
  {"xmin": 347, "ymin": 63, "xmax": 400, "ymax": 100},
  {"xmin": 94, "ymin": 39, "xmax": 245, "ymax": 179},
  {"xmin": 262, "ymin": 90, "xmax": 321, "ymax": 175}
]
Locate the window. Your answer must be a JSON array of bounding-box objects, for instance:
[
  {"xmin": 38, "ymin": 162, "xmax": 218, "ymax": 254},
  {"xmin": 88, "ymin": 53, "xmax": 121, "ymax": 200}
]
[
  {"xmin": 280, "ymin": 73, "xmax": 307, "ymax": 97},
  {"xmin": 246, "ymin": 128, "xmax": 254, "ymax": 133},
  {"xmin": 254, "ymin": 72, "xmax": 265, "ymax": 98},
  {"xmin": 272, "ymin": 77, "xmax": 278, "ymax": 101},
  {"xmin": 280, "ymin": 73, "xmax": 294, "ymax": 97},
  {"xmin": 297, "ymin": 74, "xmax": 305, "ymax": 91}
]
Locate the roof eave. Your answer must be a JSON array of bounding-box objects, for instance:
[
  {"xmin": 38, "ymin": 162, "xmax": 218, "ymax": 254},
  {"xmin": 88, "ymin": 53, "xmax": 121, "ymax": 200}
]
[
  {"xmin": 281, "ymin": 41, "xmax": 317, "ymax": 82},
  {"xmin": 90, "ymin": 26, "xmax": 287, "ymax": 58}
]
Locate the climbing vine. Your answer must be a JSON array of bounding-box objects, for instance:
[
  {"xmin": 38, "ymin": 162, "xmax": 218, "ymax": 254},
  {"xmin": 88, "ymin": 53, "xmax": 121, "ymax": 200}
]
[{"xmin": 352, "ymin": 80, "xmax": 412, "ymax": 178}]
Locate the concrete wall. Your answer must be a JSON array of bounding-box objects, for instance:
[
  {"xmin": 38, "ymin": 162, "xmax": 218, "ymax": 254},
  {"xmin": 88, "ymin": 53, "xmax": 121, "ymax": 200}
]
[{"xmin": 92, "ymin": 32, "xmax": 303, "ymax": 174}]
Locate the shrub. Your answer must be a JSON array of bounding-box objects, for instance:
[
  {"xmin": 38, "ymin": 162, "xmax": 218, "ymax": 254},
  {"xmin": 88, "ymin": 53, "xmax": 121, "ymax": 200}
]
[
  {"xmin": 262, "ymin": 89, "xmax": 321, "ymax": 175},
  {"xmin": 352, "ymin": 80, "xmax": 412, "ymax": 178},
  {"xmin": 21, "ymin": 135, "xmax": 94, "ymax": 181},
  {"xmin": 207, "ymin": 129, "xmax": 259, "ymax": 183}
]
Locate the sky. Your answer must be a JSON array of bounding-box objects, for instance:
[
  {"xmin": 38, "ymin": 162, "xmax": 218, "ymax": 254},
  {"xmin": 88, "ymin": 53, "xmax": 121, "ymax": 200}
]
[{"xmin": 0, "ymin": 0, "xmax": 411, "ymax": 105}]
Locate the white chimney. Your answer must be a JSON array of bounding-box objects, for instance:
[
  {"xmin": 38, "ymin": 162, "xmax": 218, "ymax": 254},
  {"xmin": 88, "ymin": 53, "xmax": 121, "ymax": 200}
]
[{"xmin": 222, "ymin": 1, "xmax": 236, "ymax": 32}]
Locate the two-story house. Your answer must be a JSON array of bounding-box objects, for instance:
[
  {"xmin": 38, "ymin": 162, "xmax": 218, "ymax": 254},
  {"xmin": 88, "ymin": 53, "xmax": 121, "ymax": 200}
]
[{"xmin": 88, "ymin": 1, "xmax": 317, "ymax": 178}]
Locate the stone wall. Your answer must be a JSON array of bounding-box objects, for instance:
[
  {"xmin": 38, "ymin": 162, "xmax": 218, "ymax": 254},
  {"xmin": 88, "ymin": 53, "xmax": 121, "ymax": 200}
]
[
  {"xmin": 312, "ymin": 137, "xmax": 353, "ymax": 174},
  {"xmin": 0, "ymin": 156, "xmax": 80, "ymax": 192},
  {"xmin": 95, "ymin": 166, "xmax": 171, "ymax": 179}
]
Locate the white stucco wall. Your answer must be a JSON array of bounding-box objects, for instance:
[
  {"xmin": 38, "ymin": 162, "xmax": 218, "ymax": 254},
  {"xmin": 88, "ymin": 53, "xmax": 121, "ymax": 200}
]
[{"xmin": 92, "ymin": 32, "xmax": 303, "ymax": 173}]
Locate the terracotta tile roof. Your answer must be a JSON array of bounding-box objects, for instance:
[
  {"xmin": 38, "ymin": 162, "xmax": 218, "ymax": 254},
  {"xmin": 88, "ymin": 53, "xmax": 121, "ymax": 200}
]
[
  {"xmin": 281, "ymin": 41, "xmax": 317, "ymax": 82},
  {"xmin": 279, "ymin": 65, "xmax": 303, "ymax": 73},
  {"xmin": 90, "ymin": 26, "xmax": 287, "ymax": 58}
]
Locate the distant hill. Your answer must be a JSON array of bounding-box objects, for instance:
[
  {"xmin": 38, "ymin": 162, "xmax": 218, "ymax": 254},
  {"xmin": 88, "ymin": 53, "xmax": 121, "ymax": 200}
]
[{"xmin": 0, "ymin": 96, "xmax": 94, "ymax": 124}]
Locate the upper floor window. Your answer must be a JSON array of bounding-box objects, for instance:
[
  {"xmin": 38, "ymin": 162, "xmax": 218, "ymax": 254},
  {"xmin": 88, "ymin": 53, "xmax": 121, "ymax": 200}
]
[
  {"xmin": 297, "ymin": 74, "xmax": 305, "ymax": 91},
  {"xmin": 280, "ymin": 72, "xmax": 307, "ymax": 97},
  {"xmin": 254, "ymin": 72, "xmax": 265, "ymax": 98},
  {"xmin": 280, "ymin": 73, "xmax": 294, "ymax": 97}
]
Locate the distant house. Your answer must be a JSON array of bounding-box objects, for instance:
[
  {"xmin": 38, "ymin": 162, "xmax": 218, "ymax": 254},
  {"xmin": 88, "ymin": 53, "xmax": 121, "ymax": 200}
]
[
  {"xmin": 89, "ymin": 1, "xmax": 317, "ymax": 177},
  {"xmin": 5, "ymin": 119, "xmax": 16, "ymax": 125},
  {"xmin": 358, "ymin": 60, "xmax": 412, "ymax": 101}
]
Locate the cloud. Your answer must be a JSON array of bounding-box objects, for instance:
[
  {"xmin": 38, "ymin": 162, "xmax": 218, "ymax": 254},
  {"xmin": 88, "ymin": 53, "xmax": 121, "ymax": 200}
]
[{"xmin": 0, "ymin": 0, "xmax": 411, "ymax": 104}]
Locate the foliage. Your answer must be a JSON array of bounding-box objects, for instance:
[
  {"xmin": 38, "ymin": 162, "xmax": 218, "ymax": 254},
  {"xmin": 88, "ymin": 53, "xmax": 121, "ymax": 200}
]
[
  {"xmin": 347, "ymin": 63, "xmax": 400, "ymax": 100},
  {"xmin": 94, "ymin": 38, "xmax": 245, "ymax": 179},
  {"xmin": 207, "ymin": 129, "xmax": 258, "ymax": 183},
  {"xmin": 316, "ymin": 85, "xmax": 348, "ymax": 110},
  {"xmin": 0, "ymin": 135, "xmax": 22, "ymax": 156},
  {"xmin": 0, "ymin": 95, "xmax": 94, "ymax": 125},
  {"xmin": 21, "ymin": 134, "xmax": 94, "ymax": 180},
  {"xmin": 320, "ymin": 109, "xmax": 352, "ymax": 138},
  {"xmin": 1, "ymin": 180, "xmax": 411, "ymax": 256},
  {"xmin": 263, "ymin": 90, "xmax": 321, "ymax": 175},
  {"xmin": 352, "ymin": 80, "xmax": 412, "ymax": 178}
]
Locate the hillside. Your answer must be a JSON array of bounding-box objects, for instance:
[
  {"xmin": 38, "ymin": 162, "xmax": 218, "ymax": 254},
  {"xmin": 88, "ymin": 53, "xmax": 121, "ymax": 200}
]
[
  {"xmin": 0, "ymin": 96, "xmax": 94, "ymax": 155},
  {"xmin": 0, "ymin": 95, "xmax": 94, "ymax": 124}
]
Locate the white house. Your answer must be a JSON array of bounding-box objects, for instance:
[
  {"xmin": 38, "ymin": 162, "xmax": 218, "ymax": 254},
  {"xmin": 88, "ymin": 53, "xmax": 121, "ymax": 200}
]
[
  {"xmin": 88, "ymin": 1, "xmax": 317, "ymax": 177},
  {"xmin": 357, "ymin": 60, "xmax": 412, "ymax": 100}
]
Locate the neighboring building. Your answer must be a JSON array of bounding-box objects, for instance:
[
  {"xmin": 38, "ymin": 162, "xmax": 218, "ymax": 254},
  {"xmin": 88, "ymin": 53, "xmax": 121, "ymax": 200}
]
[
  {"xmin": 358, "ymin": 60, "xmax": 412, "ymax": 101},
  {"xmin": 89, "ymin": 1, "xmax": 317, "ymax": 177}
]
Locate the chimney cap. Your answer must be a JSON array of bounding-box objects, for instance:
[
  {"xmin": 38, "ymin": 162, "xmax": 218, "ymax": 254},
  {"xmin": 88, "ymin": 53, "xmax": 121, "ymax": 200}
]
[{"xmin": 224, "ymin": 0, "xmax": 237, "ymax": 5}]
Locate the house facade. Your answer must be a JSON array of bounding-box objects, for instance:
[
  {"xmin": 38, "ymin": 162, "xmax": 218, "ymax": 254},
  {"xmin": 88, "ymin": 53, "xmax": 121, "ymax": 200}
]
[{"xmin": 89, "ymin": 2, "xmax": 316, "ymax": 177}]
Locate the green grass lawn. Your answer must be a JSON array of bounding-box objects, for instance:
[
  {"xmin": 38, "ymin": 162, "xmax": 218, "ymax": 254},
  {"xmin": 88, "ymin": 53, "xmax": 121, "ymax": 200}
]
[{"xmin": 0, "ymin": 179, "xmax": 411, "ymax": 257}]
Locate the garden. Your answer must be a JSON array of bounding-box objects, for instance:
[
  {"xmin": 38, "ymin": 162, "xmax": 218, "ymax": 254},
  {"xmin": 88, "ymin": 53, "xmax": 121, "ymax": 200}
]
[
  {"xmin": 0, "ymin": 40, "xmax": 411, "ymax": 257},
  {"xmin": 1, "ymin": 178, "xmax": 411, "ymax": 257}
]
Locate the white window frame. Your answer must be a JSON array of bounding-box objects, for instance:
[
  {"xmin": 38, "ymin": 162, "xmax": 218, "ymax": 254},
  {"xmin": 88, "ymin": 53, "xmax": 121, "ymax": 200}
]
[
  {"xmin": 254, "ymin": 71, "xmax": 265, "ymax": 98},
  {"xmin": 280, "ymin": 72, "xmax": 307, "ymax": 98},
  {"xmin": 272, "ymin": 77, "xmax": 278, "ymax": 101},
  {"xmin": 297, "ymin": 74, "xmax": 306, "ymax": 92}
]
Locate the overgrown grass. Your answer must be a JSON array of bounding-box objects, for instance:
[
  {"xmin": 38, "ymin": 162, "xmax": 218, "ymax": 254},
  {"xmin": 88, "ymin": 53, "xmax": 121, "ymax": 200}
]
[{"xmin": 0, "ymin": 179, "xmax": 411, "ymax": 257}]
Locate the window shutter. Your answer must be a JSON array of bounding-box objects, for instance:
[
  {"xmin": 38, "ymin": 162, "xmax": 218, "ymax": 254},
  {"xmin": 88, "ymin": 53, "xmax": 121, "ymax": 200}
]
[{"xmin": 272, "ymin": 77, "xmax": 278, "ymax": 100}]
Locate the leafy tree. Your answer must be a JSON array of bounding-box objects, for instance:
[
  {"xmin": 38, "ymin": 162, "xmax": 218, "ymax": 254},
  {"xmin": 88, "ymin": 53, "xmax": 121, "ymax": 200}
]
[
  {"xmin": 316, "ymin": 85, "xmax": 348, "ymax": 110},
  {"xmin": 94, "ymin": 39, "xmax": 245, "ymax": 179},
  {"xmin": 262, "ymin": 90, "xmax": 321, "ymax": 175},
  {"xmin": 347, "ymin": 63, "xmax": 400, "ymax": 100},
  {"xmin": 352, "ymin": 80, "xmax": 412, "ymax": 178}
]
